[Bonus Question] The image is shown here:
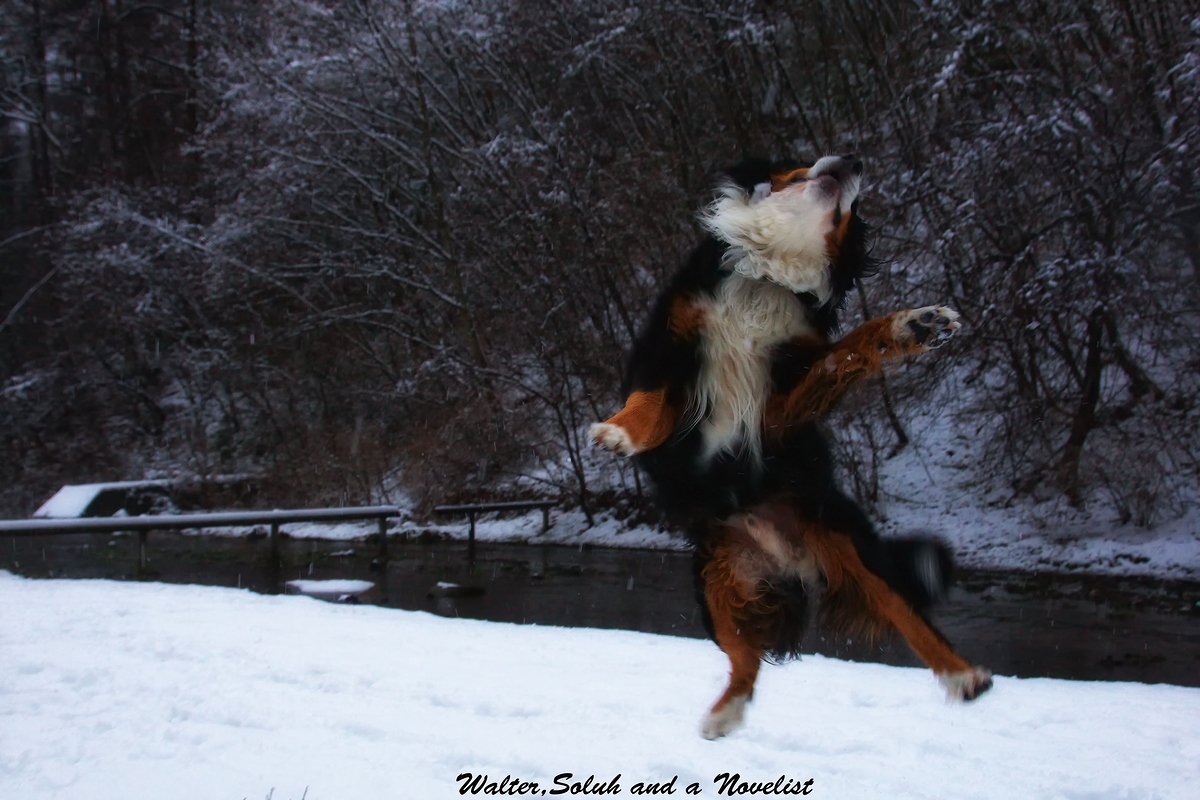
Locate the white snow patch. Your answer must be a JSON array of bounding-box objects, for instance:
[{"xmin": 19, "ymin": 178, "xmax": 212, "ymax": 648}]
[
  {"xmin": 194, "ymin": 508, "xmax": 686, "ymax": 550},
  {"xmin": 32, "ymin": 481, "xmax": 172, "ymax": 518},
  {"xmin": 1, "ymin": 572, "xmax": 1197, "ymax": 799},
  {"xmin": 432, "ymin": 508, "xmax": 684, "ymax": 551},
  {"xmin": 284, "ymin": 579, "xmax": 374, "ymax": 595}
]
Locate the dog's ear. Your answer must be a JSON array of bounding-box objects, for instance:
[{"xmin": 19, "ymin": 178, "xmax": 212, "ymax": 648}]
[{"xmin": 722, "ymin": 157, "xmax": 795, "ymax": 194}]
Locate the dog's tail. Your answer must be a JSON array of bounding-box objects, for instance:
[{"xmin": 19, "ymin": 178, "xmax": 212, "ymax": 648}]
[
  {"xmin": 795, "ymin": 488, "xmax": 954, "ymax": 614},
  {"xmin": 806, "ymin": 527, "xmax": 956, "ymax": 648},
  {"xmin": 878, "ymin": 536, "xmax": 954, "ymax": 613}
]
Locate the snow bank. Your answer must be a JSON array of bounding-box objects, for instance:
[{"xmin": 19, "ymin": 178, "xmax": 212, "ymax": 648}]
[
  {"xmin": 185, "ymin": 508, "xmax": 687, "ymax": 551},
  {"xmin": 874, "ymin": 404, "xmax": 1200, "ymax": 580},
  {"xmin": 1, "ymin": 572, "xmax": 1197, "ymax": 799},
  {"xmin": 32, "ymin": 484, "xmax": 109, "ymax": 518}
]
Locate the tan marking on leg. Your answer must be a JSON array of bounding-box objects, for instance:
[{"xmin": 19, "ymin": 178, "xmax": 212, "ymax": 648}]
[
  {"xmin": 697, "ymin": 512, "xmax": 823, "ymax": 739},
  {"xmin": 668, "ymin": 296, "xmax": 706, "ymax": 339},
  {"xmin": 700, "ymin": 543, "xmax": 765, "ymax": 739},
  {"xmin": 590, "ymin": 389, "xmax": 675, "ymax": 455},
  {"xmin": 769, "ymin": 317, "xmax": 895, "ymax": 426}
]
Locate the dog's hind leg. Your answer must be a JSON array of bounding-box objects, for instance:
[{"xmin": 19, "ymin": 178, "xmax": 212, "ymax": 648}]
[
  {"xmin": 696, "ymin": 513, "xmax": 813, "ymax": 740},
  {"xmin": 697, "ymin": 535, "xmax": 766, "ymax": 739},
  {"xmin": 696, "ymin": 527, "xmax": 768, "ymax": 743},
  {"xmin": 802, "ymin": 524, "xmax": 993, "ymax": 701}
]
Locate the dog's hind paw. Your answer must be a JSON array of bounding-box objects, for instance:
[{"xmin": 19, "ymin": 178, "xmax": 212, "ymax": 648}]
[
  {"xmin": 939, "ymin": 666, "xmax": 993, "ymax": 702},
  {"xmin": 893, "ymin": 306, "xmax": 961, "ymax": 349},
  {"xmin": 589, "ymin": 422, "xmax": 636, "ymax": 456},
  {"xmin": 700, "ymin": 696, "xmax": 748, "ymax": 740}
]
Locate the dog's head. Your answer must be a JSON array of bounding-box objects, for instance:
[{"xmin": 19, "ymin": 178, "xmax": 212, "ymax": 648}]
[{"xmin": 701, "ymin": 155, "xmax": 876, "ymax": 308}]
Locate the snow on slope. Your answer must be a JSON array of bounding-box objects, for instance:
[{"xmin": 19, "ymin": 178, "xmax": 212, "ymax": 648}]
[
  {"xmin": 872, "ymin": 403, "xmax": 1200, "ymax": 580},
  {"xmin": 1, "ymin": 572, "xmax": 1197, "ymax": 800}
]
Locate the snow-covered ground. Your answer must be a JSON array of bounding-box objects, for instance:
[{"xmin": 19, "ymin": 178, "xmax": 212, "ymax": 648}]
[{"xmin": 2, "ymin": 571, "xmax": 1197, "ymax": 800}]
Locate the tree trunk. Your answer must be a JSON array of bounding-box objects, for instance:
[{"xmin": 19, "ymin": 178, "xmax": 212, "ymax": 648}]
[{"xmin": 1058, "ymin": 309, "xmax": 1105, "ymax": 507}]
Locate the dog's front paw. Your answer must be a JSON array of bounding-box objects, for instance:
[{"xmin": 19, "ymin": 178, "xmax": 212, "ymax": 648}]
[
  {"xmin": 590, "ymin": 422, "xmax": 637, "ymax": 456},
  {"xmin": 938, "ymin": 666, "xmax": 993, "ymax": 702},
  {"xmin": 893, "ymin": 306, "xmax": 961, "ymax": 349}
]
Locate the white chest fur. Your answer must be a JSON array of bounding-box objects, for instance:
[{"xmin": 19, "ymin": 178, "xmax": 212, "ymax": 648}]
[{"xmin": 691, "ymin": 275, "xmax": 814, "ymax": 460}]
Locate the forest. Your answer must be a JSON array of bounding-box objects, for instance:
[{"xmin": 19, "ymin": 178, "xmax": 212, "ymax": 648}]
[{"xmin": 2, "ymin": 0, "xmax": 1197, "ymax": 528}]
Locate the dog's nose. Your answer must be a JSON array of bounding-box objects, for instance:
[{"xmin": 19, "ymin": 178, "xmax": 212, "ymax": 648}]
[{"xmin": 809, "ymin": 154, "xmax": 864, "ymax": 181}]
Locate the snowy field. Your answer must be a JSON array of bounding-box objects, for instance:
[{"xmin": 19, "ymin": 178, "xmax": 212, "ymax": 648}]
[{"xmin": 2, "ymin": 572, "xmax": 1198, "ymax": 800}]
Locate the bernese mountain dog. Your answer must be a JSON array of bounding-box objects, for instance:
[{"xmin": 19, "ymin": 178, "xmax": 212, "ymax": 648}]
[{"xmin": 590, "ymin": 155, "xmax": 992, "ymax": 739}]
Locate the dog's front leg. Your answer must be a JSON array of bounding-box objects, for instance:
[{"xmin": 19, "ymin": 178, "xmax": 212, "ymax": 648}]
[
  {"xmin": 591, "ymin": 294, "xmax": 705, "ymax": 456},
  {"xmin": 773, "ymin": 306, "xmax": 961, "ymax": 425},
  {"xmin": 590, "ymin": 388, "xmax": 677, "ymax": 456}
]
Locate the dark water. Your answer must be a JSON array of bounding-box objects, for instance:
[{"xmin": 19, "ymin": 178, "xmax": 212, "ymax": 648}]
[{"xmin": 5, "ymin": 532, "xmax": 1199, "ymax": 686}]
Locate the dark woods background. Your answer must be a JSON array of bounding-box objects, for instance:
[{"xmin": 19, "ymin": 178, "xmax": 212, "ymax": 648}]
[{"xmin": 2, "ymin": 0, "xmax": 1198, "ymax": 526}]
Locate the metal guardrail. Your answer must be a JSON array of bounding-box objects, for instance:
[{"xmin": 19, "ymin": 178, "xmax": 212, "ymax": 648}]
[
  {"xmin": 2, "ymin": 501, "xmax": 558, "ymax": 576},
  {"xmin": 0, "ymin": 506, "xmax": 403, "ymax": 535},
  {"xmin": 0, "ymin": 506, "xmax": 404, "ymax": 575},
  {"xmin": 432, "ymin": 500, "xmax": 558, "ymax": 567}
]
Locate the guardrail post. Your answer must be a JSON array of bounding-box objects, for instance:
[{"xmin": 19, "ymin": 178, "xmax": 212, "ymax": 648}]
[
  {"xmin": 432, "ymin": 500, "xmax": 557, "ymax": 566},
  {"xmin": 267, "ymin": 521, "xmax": 281, "ymax": 593},
  {"xmin": 377, "ymin": 516, "xmax": 389, "ymax": 562},
  {"xmin": 467, "ymin": 511, "xmax": 476, "ymax": 571},
  {"xmin": 137, "ymin": 529, "xmax": 148, "ymax": 577}
]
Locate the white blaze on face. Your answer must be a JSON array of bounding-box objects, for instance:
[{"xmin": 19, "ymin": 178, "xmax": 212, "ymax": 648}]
[{"xmin": 689, "ymin": 157, "xmax": 863, "ymax": 463}]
